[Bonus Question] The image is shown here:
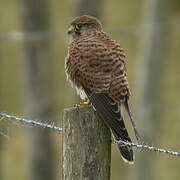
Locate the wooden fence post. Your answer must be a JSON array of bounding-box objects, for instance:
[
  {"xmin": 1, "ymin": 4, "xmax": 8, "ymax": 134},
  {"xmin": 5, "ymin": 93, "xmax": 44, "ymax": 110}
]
[{"xmin": 62, "ymin": 105, "xmax": 111, "ymax": 180}]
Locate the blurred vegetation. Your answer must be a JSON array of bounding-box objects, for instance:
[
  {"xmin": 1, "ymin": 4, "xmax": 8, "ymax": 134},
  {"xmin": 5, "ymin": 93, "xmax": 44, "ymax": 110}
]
[{"xmin": 0, "ymin": 0, "xmax": 180, "ymax": 180}]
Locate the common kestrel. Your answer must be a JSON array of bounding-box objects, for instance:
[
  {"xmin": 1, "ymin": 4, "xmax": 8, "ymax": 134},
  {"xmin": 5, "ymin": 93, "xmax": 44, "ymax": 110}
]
[{"xmin": 65, "ymin": 15, "xmax": 139, "ymax": 164}]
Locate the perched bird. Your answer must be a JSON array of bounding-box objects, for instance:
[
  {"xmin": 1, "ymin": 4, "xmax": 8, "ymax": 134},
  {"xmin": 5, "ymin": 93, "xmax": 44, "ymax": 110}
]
[{"xmin": 65, "ymin": 15, "xmax": 140, "ymax": 164}]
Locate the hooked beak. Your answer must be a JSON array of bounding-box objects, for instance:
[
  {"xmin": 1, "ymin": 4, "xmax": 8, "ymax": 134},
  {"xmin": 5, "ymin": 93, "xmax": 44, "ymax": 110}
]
[{"xmin": 67, "ymin": 25, "xmax": 74, "ymax": 34}]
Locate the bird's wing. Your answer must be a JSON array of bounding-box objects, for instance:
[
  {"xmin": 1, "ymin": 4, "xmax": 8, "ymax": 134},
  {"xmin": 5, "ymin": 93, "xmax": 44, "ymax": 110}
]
[{"xmin": 83, "ymin": 85, "xmax": 134, "ymax": 163}]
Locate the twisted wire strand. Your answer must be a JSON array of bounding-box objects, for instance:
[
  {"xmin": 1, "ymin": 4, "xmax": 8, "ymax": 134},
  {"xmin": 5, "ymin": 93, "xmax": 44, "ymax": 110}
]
[
  {"xmin": 113, "ymin": 139, "xmax": 180, "ymax": 157},
  {"xmin": 0, "ymin": 112, "xmax": 180, "ymax": 157},
  {"xmin": 0, "ymin": 112, "xmax": 62, "ymax": 132}
]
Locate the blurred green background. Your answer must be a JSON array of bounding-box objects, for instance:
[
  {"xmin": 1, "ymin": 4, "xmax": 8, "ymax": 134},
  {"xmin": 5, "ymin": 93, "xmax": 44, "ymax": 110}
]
[{"xmin": 0, "ymin": 0, "xmax": 180, "ymax": 179}]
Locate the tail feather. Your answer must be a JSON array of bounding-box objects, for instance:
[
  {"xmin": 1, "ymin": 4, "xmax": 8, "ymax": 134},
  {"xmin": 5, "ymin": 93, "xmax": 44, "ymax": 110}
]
[
  {"xmin": 112, "ymin": 126, "xmax": 134, "ymax": 164},
  {"xmin": 124, "ymin": 99, "xmax": 141, "ymax": 142},
  {"xmin": 83, "ymin": 86, "xmax": 134, "ymax": 164}
]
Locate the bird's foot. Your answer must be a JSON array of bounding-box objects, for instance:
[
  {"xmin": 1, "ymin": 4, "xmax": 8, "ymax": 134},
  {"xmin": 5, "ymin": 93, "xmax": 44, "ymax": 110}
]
[{"xmin": 76, "ymin": 100, "xmax": 91, "ymax": 107}]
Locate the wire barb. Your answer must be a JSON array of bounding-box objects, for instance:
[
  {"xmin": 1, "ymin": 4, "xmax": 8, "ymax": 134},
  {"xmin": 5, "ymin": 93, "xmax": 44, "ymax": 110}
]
[{"xmin": 0, "ymin": 112, "xmax": 62, "ymax": 132}]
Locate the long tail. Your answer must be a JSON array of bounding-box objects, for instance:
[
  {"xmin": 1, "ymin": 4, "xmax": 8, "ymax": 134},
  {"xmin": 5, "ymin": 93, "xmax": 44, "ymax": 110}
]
[
  {"xmin": 124, "ymin": 99, "xmax": 141, "ymax": 142},
  {"xmin": 112, "ymin": 130, "xmax": 134, "ymax": 164},
  {"xmin": 83, "ymin": 86, "xmax": 134, "ymax": 164}
]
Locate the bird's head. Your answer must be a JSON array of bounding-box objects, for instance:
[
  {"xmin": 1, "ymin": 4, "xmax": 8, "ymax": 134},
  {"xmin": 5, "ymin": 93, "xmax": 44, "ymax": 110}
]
[{"xmin": 67, "ymin": 15, "xmax": 102, "ymax": 38}]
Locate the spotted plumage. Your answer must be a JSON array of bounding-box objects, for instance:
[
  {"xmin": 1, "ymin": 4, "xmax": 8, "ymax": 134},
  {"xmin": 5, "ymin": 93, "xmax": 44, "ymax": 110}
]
[{"xmin": 65, "ymin": 15, "xmax": 140, "ymax": 164}]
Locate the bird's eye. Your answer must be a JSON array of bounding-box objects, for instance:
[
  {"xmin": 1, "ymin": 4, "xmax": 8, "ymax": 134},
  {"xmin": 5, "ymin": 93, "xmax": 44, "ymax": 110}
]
[
  {"xmin": 75, "ymin": 24, "xmax": 81, "ymax": 31},
  {"xmin": 75, "ymin": 25, "xmax": 79, "ymax": 30}
]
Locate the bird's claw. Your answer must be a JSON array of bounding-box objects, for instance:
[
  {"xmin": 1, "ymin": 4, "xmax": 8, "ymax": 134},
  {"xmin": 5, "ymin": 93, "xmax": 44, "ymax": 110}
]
[{"xmin": 75, "ymin": 100, "xmax": 91, "ymax": 107}]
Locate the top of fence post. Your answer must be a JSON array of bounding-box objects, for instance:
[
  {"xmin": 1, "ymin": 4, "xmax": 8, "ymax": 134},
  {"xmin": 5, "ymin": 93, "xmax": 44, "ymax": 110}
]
[{"xmin": 62, "ymin": 105, "xmax": 111, "ymax": 180}]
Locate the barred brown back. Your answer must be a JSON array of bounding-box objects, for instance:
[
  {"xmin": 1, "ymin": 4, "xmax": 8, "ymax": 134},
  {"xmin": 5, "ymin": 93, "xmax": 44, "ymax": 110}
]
[{"xmin": 66, "ymin": 29, "xmax": 130, "ymax": 102}]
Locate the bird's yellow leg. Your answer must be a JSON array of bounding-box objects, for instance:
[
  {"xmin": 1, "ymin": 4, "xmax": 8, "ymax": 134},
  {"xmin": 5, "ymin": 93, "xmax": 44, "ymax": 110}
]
[{"xmin": 77, "ymin": 100, "xmax": 91, "ymax": 107}]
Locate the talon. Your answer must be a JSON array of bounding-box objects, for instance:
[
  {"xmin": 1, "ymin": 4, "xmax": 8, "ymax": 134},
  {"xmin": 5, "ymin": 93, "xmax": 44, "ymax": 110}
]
[{"xmin": 77, "ymin": 100, "xmax": 91, "ymax": 107}]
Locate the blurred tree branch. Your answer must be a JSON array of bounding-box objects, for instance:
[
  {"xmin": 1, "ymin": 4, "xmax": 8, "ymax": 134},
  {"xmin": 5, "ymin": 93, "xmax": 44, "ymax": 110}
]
[{"xmin": 19, "ymin": 0, "xmax": 55, "ymax": 180}]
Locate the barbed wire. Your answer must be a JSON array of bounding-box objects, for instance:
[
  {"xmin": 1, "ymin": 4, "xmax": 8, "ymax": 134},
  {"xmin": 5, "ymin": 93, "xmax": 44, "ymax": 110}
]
[
  {"xmin": 113, "ymin": 140, "xmax": 180, "ymax": 157},
  {"xmin": 1, "ymin": 19, "xmax": 180, "ymax": 41},
  {"xmin": 0, "ymin": 112, "xmax": 180, "ymax": 157},
  {"xmin": 0, "ymin": 112, "xmax": 62, "ymax": 132}
]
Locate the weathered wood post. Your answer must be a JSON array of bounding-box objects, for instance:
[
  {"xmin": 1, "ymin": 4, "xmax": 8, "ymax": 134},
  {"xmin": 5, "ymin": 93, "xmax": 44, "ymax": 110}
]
[{"xmin": 62, "ymin": 105, "xmax": 111, "ymax": 180}]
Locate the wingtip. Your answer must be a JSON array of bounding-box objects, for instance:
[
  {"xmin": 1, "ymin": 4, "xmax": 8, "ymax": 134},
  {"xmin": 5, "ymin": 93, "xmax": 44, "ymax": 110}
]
[{"xmin": 121, "ymin": 155, "xmax": 135, "ymax": 165}]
